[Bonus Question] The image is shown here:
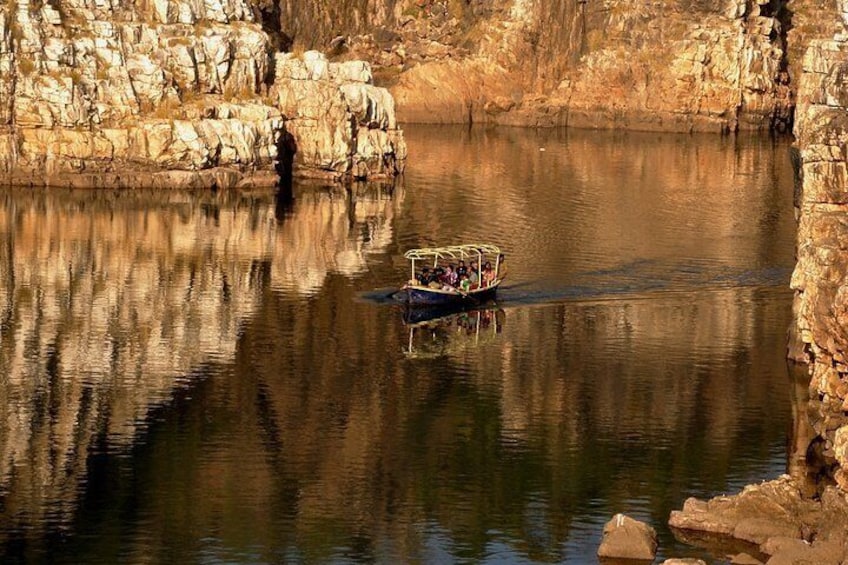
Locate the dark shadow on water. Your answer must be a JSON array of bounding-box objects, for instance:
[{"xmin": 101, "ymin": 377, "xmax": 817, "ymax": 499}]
[
  {"xmin": 274, "ymin": 129, "xmax": 296, "ymax": 221},
  {"xmin": 670, "ymin": 527, "xmax": 766, "ymax": 564}
]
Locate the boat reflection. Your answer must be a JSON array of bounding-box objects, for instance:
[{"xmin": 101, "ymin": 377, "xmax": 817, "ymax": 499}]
[{"xmin": 403, "ymin": 306, "xmax": 506, "ymax": 359}]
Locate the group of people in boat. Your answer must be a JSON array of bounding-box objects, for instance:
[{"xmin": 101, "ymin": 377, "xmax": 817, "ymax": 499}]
[{"xmin": 411, "ymin": 258, "xmax": 498, "ymax": 293}]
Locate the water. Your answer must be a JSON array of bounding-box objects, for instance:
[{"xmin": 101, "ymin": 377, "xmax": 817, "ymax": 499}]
[{"xmin": 0, "ymin": 125, "xmax": 798, "ymax": 563}]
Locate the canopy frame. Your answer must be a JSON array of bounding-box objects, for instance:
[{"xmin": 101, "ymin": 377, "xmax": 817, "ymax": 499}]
[{"xmin": 404, "ymin": 243, "xmax": 501, "ymax": 282}]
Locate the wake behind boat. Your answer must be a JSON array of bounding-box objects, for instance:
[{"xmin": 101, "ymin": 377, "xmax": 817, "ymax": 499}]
[{"xmin": 394, "ymin": 243, "xmax": 504, "ymax": 307}]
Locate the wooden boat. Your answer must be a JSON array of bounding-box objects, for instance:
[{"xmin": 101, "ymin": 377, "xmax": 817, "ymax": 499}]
[{"xmin": 396, "ymin": 243, "xmax": 503, "ymax": 307}]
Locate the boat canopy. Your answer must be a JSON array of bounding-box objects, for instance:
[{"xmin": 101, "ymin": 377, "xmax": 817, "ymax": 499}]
[
  {"xmin": 403, "ymin": 243, "xmax": 501, "ymax": 263},
  {"xmin": 403, "ymin": 243, "xmax": 502, "ymax": 284}
]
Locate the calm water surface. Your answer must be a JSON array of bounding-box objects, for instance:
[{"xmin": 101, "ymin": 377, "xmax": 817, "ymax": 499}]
[{"xmin": 0, "ymin": 126, "xmax": 798, "ymax": 563}]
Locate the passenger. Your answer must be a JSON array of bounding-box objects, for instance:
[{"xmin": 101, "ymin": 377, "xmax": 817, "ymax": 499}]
[
  {"xmin": 426, "ymin": 266, "xmax": 440, "ymax": 289},
  {"xmin": 416, "ymin": 267, "xmax": 431, "ymax": 286},
  {"xmin": 498, "ymin": 254, "xmax": 507, "ymax": 279},
  {"xmin": 459, "ymin": 274, "xmax": 471, "ymax": 293},
  {"xmin": 456, "ymin": 260, "xmax": 467, "ymax": 278},
  {"xmin": 445, "ymin": 265, "xmax": 458, "ymax": 287},
  {"xmin": 468, "ymin": 265, "xmax": 479, "ymax": 287},
  {"xmin": 482, "ymin": 261, "xmax": 495, "ymax": 286},
  {"xmin": 434, "ymin": 266, "xmax": 445, "ymax": 282}
]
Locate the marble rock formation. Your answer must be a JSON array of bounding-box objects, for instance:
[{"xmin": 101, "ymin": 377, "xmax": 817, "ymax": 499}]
[
  {"xmin": 791, "ymin": 26, "xmax": 848, "ymax": 493},
  {"xmin": 290, "ymin": 0, "xmax": 798, "ymax": 132},
  {"xmin": 0, "ymin": 0, "xmax": 405, "ymax": 188}
]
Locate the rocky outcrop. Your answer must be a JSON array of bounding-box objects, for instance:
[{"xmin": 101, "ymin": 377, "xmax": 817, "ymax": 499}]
[
  {"xmin": 0, "ymin": 0, "xmax": 405, "ymax": 188},
  {"xmin": 273, "ymin": 52, "xmax": 406, "ymax": 180},
  {"xmin": 791, "ymin": 11, "xmax": 848, "ymax": 492},
  {"xmin": 669, "ymin": 475, "xmax": 848, "ymax": 564}
]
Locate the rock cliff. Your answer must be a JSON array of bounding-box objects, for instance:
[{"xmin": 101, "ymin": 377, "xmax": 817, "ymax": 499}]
[
  {"xmin": 4, "ymin": 0, "xmax": 843, "ymax": 184},
  {"xmin": 285, "ymin": 0, "xmax": 800, "ymax": 132},
  {"xmin": 278, "ymin": 0, "xmax": 848, "ymax": 134},
  {"xmin": 791, "ymin": 22, "xmax": 848, "ymax": 492},
  {"xmin": 0, "ymin": 0, "xmax": 405, "ymax": 188}
]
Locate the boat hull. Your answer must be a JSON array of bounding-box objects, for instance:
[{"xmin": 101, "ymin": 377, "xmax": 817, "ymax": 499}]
[{"xmin": 398, "ymin": 281, "xmax": 500, "ymax": 307}]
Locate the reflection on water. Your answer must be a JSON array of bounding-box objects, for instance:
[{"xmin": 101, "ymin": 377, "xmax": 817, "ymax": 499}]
[
  {"xmin": 0, "ymin": 185, "xmax": 399, "ymax": 553},
  {"xmin": 403, "ymin": 307, "xmax": 506, "ymax": 358},
  {"xmin": 0, "ymin": 126, "xmax": 799, "ymax": 563}
]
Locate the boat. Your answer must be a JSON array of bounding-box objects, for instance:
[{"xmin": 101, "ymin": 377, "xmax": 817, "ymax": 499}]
[{"xmin": 395, "ymin": 243, "xmax": 503, "ymax": 307}]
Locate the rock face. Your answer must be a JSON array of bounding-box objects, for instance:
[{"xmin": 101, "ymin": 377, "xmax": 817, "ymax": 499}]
[
  {"xmin": 0, "ymin": 0, "xmax": 405, "ymax": 188},
  {"xmin": 284, "ymin": 0, "xmax": 820, "ymax": 132},
  {"xmin": 791, "ymin": 9, "xmax": 848, "ymax": 493}
]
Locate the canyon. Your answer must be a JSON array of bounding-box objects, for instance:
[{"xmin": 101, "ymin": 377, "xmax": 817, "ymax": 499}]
[{"xmin": 3, "ymin": 0, "xmax": 848, "ymax": 562}]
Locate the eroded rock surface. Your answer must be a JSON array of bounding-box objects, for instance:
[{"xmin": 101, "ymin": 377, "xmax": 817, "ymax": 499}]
[
  {"xmin": 669, "ymin": 476, "xmax": 848, "ymax": 564},
  {"xmin": 791, "ymin": 12, "xmax": 848, "ymax": 494},
  {"xmin": 0, "ymin": 0, "xmax": 405, "ymax": 188},
  {"xmin": 285, "ymin": 0, "xmax": 824, "ymax": 132}
]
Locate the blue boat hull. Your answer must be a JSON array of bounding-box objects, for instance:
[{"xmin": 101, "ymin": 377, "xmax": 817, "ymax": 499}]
[{"xmin": 396, "ymin": 281, "xmax": 500, "ymax": 307}]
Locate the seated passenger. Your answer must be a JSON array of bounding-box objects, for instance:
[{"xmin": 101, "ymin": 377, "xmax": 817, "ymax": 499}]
[
  {"xmin": 445, "ymin": 265, "xmax": 458, "ymax": 287},
  {"xmin": 482, "ymin": 261, "xmax": 495, "ymax": 286},
  {"xmin": 456, "ymin": 260, "xmax": 467, "ymax": 278},
  {"xmin": 416, "ymin": 267, "xmax": 431, "ymax": 286},
  {"xmin": 468, "ymin": 265, "xmax": 479, "ymax": 287},
  {"xmin": 459, "ymin": 274, "xmax": 471, "ymax": 293}
]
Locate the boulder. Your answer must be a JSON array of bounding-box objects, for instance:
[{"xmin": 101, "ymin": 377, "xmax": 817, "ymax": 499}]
[{"xmin": 597, "ymin": 513, "xmax": 658, "ymax": 561}]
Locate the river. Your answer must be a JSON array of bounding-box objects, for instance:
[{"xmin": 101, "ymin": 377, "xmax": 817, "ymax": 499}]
[{"xmin": 0, "ymin": 125, "xmax": 798, "ymax": 563}]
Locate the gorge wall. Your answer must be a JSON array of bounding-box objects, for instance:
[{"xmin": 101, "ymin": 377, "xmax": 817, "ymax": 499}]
[
  {"xmin": 792, "ymin": 9, "xmax": 848, "ymax": 493},
  {"xmin": 0, "ymin": 0, "xmax": 406, "ymax": 188},
  {"xmin": 1, "ymin": 0, "xmax": 842, "ymax": 185},
  {"xmin": 286, "ymin": 0, "xmax": 840, "ymax": 133}
]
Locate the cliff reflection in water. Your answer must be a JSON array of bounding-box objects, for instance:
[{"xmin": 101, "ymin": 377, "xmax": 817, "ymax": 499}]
[
  {"xmin": 0, "ymin": 125, "xmax": 799, "ymax": 563},
  {"xmin": 0, "ymin": 185, "xmax": 400, "ymax": 545}
]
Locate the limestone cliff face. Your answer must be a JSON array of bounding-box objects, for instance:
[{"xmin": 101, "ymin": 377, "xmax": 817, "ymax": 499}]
[
  {"xmin": 281, "ymin": 0, "xmax": 848, "ymax": 133},
  {"xmin": 791, "ymin": 3, "xmax": 848, "ymax": 492},
  {"xmin": 0, "ymin": 0, "xmax": 405, "ymax": 187}
]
